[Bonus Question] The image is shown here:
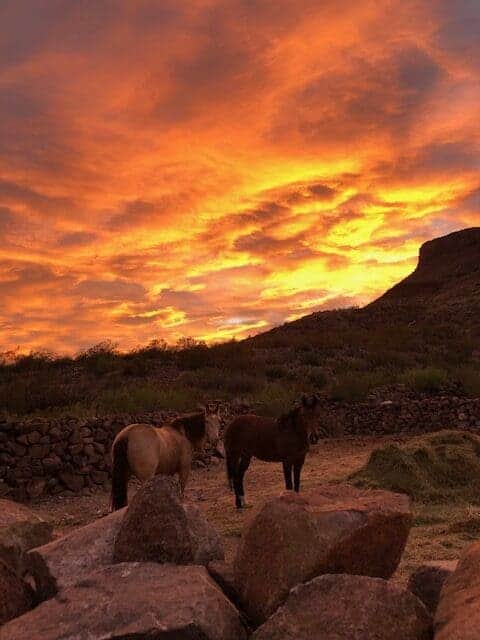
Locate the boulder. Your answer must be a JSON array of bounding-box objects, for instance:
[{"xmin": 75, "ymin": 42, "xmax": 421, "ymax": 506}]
[
  {"xmin": 0, "ymin": 499, "xmax": 53, "ymax": 572},
  {"xmin": 26, "ymin": 508, "xmax": 125, "ymax": 600},
  {"xmin": 408, "ymin": 560, "xmax": 457, "ymax": 615},
  {"xmin": 114, "ymin": 476, "xmax": 224, "ymax": 565},
  {"xmin": 251, "ymin": 574, "xmax": 431, "ymax": 640},
  {"xmin": 184, "ymin": 503, "xmax": 224, "ymax": 564},
  {"xmin": 234, "ymin": 483, "xmax": 411, "ymax": 623},
  {"xmin": 435, "ymin": 540, "xmax": 480, "ymax": 639},
  {"xmin": 208, "ymin": 560, "xmax": 241, "ymax": 607},
  {"xmin": 0, "ymin": 560, "xmax": 33, "ymax": 625},
  {"xmin": 0, "ymin": 563, "xmax": 247, "ymax": 640}
]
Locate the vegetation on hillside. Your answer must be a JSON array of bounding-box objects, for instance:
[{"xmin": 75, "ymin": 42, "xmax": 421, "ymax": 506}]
[{"xmin": 1, "ymin": 308, "xmax": 479, "ymax": 419}]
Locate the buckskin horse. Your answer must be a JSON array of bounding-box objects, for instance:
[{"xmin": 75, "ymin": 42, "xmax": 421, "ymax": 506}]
[
  {"xmin": 110, "ymin": 404, "xmax": 220, "ymax": 510},
  {"xmin": 224, "ymin": 395, "xmax": 321, "ymax": 508}
]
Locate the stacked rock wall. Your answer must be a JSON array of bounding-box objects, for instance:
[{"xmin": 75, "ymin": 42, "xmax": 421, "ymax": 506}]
[
  {"xmin": 0, "ymin": 413, "xmax": 168, "ymax": 500},
  {"xmin": 0, "ymin": 397, "xmax": 479, "ymax": 499},
  {"xmin": 314, "ymin": 396, "xmax": 480, "ymax": 438}
]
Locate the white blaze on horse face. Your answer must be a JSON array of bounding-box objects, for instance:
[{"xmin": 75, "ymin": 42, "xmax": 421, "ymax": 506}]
[{"xmin": 205, "ymin": 413, "xmax": 221, "ymax": 444}]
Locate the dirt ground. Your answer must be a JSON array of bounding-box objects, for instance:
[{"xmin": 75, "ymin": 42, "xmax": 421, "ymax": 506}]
[{"xmin": 27, "ymin": 434, "xmax": 479, "ymax": 584}]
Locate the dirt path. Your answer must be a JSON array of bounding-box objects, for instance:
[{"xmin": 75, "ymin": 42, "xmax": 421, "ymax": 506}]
[{"xmin": 28, "ymin": 434, "xmax": 477, "ymax": 583}]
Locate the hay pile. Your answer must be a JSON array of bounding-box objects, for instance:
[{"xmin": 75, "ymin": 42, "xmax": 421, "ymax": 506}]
[{"xmin": 350, "ymin": 430, "xmax": 480, "ymax": 503}]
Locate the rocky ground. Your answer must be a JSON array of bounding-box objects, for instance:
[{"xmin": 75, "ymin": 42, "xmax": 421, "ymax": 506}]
[{"xmin": 25, "ymin": 434, "xmax": 478, "ymax": 585}]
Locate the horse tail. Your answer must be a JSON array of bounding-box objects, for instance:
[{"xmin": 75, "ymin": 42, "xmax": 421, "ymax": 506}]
[{"xmin": 111, "ymin": 436, "xmax": 129, "ymax": 511}]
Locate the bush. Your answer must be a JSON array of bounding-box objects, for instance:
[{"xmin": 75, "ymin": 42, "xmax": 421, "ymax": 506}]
[
  {"xmin": 452, "ymin": 366, "xmax": 480, "ymax": 398},
  {"xmin": 307, "ymin": 367, "xmax": 328, "ymax": 389},
  {"xmin": 250, "ymin": 382, "xmax": 298, "ymax": 417},
  {"xmin": 97, "ymin": 384, "xmax": 201, "ymax": 413},
  {"xmin": 329, "ymin": 370, "xmax": 391, "ymax": 402},
  {"xmin": 265, "ymin": 364, "xmax": 289, "ymax": 380},
  {"xmin": 76, "ymin": 341, "xmax": 120, "ymax": 376},
  {"xmin": 401, "ymin": 367, "xmax": 447, "ymax": 393}
]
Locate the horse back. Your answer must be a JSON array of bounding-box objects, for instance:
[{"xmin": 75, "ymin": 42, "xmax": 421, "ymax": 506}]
[
  {"xmin": 225, "ymin": 414, "xmax": 282, "ymax": 462},
  {"xmin": 154, "ymin": 426, "xmax": 192, "ymax": 474}
]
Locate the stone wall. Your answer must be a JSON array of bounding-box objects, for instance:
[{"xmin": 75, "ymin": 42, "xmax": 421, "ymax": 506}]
[
  {"xmin": 314, "ymin": 396, "xmax": 480, "ymax": 438},
  {"xmin": 0, "ymin": 412, "xmax": 169, "ymax": 500},
  {"xmin": 1, "ymin": 396, "xmax": 479, "ymax": 500}
]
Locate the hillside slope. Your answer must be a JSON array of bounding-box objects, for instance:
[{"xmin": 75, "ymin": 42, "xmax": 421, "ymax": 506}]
[{"xmin": 252, "ymin": 227, "xmax": 480, "ymax": 345}]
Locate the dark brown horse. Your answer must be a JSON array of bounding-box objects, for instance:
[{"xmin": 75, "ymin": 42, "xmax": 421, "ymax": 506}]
[{"xmin": 224, "ymin": 395, "xmax": 321, "ymax": 508}]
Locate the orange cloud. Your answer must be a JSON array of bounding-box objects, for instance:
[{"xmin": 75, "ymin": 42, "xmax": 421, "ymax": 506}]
[{"xmin": 0, "ymin": 0, "xmax": 479, "ymax": 353}]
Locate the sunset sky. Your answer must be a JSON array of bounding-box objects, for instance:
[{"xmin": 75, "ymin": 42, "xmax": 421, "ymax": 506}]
[{"xmin": 0, "ymin": 1, "xmax": 479, "ymax": 354}]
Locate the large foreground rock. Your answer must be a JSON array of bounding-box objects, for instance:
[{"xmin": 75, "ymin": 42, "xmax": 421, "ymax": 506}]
[
  {"xmin": 252, "ymin": 574, "xmax": 432, "ymax": 640},
  {"xmin": 0, "ymin": 560, "xmax": 33, "ymax": 625},
  {"xmin": 435, "ymin": 541, "xmax": 480, "ymax": 639},
  {"xmin": 234, "ymin": 484, "xmax": 411, "ymax": 623},
  {"xmin": 0, "ymin": 563, "xmax": 247, "ymax": 640},
  {"xmin": 408, "ymin": 561, "xmax": 457, "ymax": 615},
  {"xmin": 184, "ymin": 502, "xmax": 224, "ymax": 564},
  {"xmin": 114, "ymin": 475, "xmax": 224, "ymax": 565},
  {"xmin": 27, "ymin": 508, "xmax": 125, "ymax": 600},
  {"xmin": 0, "ymin": 499, "xmax": 52, "ymax": 571}
]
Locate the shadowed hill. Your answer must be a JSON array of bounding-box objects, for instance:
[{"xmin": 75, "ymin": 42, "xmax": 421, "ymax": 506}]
[
  {"xmin": 372, "ymin": 227, "xmax": 480, "ymax": 308},
  {"xmin": 251, "ymin": 227, "xmax": 480, "ymax": 347}
]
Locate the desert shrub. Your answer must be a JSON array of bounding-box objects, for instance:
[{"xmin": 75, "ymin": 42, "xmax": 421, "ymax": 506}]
[
  {"xmin": 452, "ymin": 366, "xmax": 480, "ymax": 398},
  {"xmin": 97, "ymin": 384, "xmax": 200, "ymax": 413},
  {"xmin": 250, "ymin": 382, "xmax": 298, "ymax": 417},
  {"xmin": 76, "ymin": 341, "xmax": 121, "ymax": 376},
  {"xmin": 401, "ymin": 367, "xmax": 447, "ymax": 393},
  {"xmin": 307, "ymin": 367, "xmax": 328, "ymax": 389},
  {"xmin": 177, "ymin": 367, "xmax": 228, "ymax": 393},
  {"xmin": 329, "ymin": 370, "xmax": 391, "ymax": 402},
  {"xmin": 265, "ymin": 364, "xmax": 289, "ymax": 380},
  {"xmin": 299, "ymin": 349, "xmax": 322, "ymax": 366},
  {"xmin": 176, "ymin": 340, "xmax": 212, "ymax": 370},
  {"xmin": 0, "ymin": 370, "xmax": 89, "ymax": 415},
  {"xmin": 225, "ymin": 372, "xmax": 262, "ymax": 395},
  {"xmin": 350, "ymin": 430, "xmax": 480, "ymax": 503},
  {"xmin": 209, "ymin": 340, "xmax": 255, "ymax": 372}
]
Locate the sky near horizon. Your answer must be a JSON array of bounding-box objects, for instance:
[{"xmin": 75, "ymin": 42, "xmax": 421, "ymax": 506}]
[{"xmin": 0, "ymin": 1, "xmax": 479, "ymax": 355}]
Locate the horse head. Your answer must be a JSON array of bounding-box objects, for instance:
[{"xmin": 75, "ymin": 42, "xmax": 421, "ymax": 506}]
[
  {"xmin": 199, "ymin": 401, "xmax": 221, "ymax": 445},
  {"xmin": 278, "ymin": 394, "xmax": 321, "ymax": 437}
]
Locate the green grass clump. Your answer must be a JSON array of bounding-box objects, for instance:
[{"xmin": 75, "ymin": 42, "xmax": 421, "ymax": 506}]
[
  {"xmin": 350, "ymin": 430, "xmax": 480, "ymax": 503},
  {"xmin": 400, "ymin": 367, "xmax": 447, "ymax": 393}
]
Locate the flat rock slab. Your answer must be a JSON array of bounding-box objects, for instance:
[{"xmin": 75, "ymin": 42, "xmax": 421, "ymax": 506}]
[
  {"xmin": 0, "ymin": 499, "xmax": 52, "ymax": 572},
  {"xmin": 252, "ymin": 574, "xmax": 432, "ymax": 640},
  {"xmin": 0, "ymin": 560, "xmax": 33, "ymax": 625},
  {"xmin": 27, "ymin": 508, "xmax": 125, "ymax": 600},
  {"xmin": 435, "ymin": 541, "xmax": 480, "ymax": 639},
  {"xmin": 0, "ymin": 563, "xmax": 247, "ymax": 640},
  {"xmin": 408, "ymin": 560, "xmax": 457, "ymax": 615},
  {"xmin": 234, "ymin": 483, "xmax": 411, "ymax": 623}
]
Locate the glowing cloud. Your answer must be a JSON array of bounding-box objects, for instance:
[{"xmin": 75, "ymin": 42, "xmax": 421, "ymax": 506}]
[{"xmin": 0, "ymin": 0, "xmax": 478, "ymax": 353}]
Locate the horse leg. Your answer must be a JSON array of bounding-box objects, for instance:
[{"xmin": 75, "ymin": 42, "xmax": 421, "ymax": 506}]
[
  {"xmin": 178, "ymin": 462, "xmax": 191, "ymax": 498},
  {"xmin": 293, "ymin": 455, "xmax": 306, "ymax": 492},
  {"xmin": 237, "ymin": 455, "xmax": 251, "ymax": 508},
  {"xmin": 282, "ymin": 462, "xmax": 293, "ymax": 491}
]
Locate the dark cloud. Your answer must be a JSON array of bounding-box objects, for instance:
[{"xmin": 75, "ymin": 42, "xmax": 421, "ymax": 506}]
[
  {"xmin": 271, "ymin": 45, "xmax": 444, "ymax": 147},
  {"xmin": 56, "ymin": 231, "xmax": 98, "ymax": 247},
  {"xmin": 73, "ymin": 279, "xmax": 147, "ymax": 302}
]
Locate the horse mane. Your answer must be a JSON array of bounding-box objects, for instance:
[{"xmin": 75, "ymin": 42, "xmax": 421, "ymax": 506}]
[
  {"xmin": 277, "ymin": 405, "xmax": 301, "ymax": 431},
  {"xmin": 170, "ymin": 411, "xmax": 206, "ymax": 442}
]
